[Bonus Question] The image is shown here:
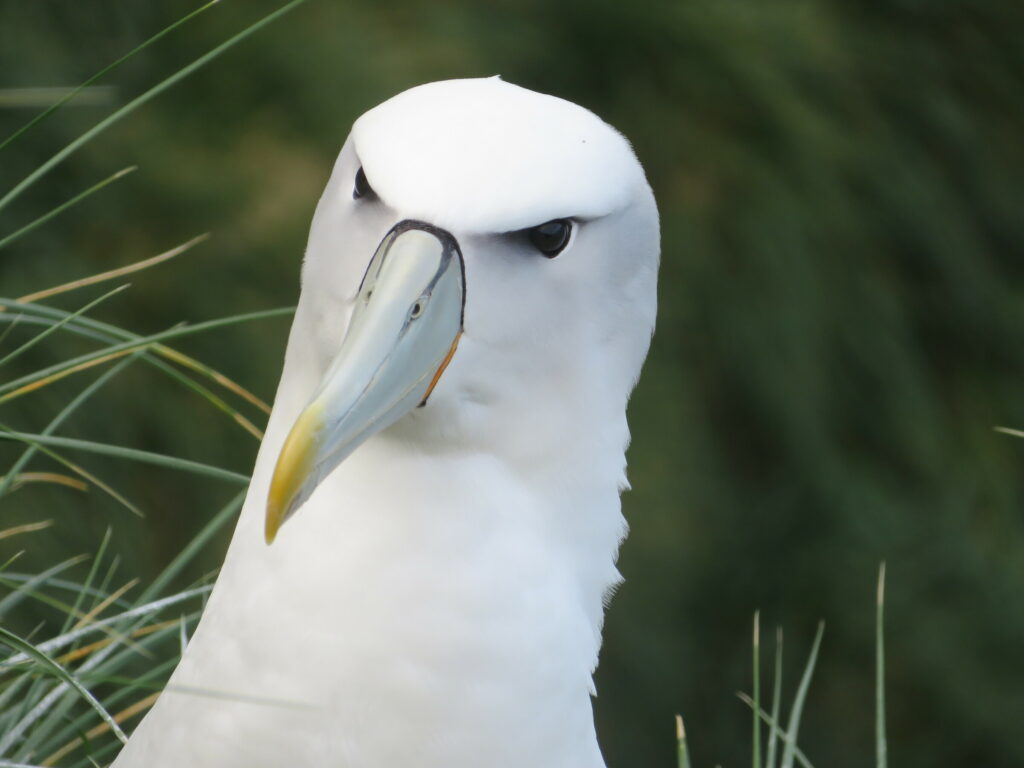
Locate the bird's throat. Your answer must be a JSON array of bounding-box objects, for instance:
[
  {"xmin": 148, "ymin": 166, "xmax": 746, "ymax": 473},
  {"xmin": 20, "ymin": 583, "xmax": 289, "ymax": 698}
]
[{"xmin": 148, "ymin": 426, "xmax": 623, "ymax": 767}]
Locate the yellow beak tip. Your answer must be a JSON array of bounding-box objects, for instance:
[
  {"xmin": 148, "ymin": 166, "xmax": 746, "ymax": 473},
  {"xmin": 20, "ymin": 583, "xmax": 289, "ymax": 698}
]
[
  {"xmin": 264, "ymin": 519, "xmax": 280, "ymax": 546},
  {"xmin": 264, "ymin": 479, "xmax": 291, "ymax": 545},
  {"xmin": 263, "ymin": 403, "xmax": 323, "ymax": 546}
]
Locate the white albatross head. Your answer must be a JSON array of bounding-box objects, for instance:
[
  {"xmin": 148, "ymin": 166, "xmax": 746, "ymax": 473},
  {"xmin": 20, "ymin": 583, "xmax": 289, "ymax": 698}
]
[{"xmin": 265, "ymin": 77, "xmax": 660, "ymax": 542}]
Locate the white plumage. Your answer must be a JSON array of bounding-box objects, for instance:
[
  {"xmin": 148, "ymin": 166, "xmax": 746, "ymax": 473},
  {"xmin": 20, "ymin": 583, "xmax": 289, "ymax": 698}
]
[{"xmin": 113, "ymin": 77, "xmax": 659, "ymax": 768}]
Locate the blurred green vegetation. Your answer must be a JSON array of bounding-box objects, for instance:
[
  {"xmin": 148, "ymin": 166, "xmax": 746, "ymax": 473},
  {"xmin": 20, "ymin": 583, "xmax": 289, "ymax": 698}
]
[{"xmin": 1, "ymin": 1, "xmax": 1022, "ymax": 766}]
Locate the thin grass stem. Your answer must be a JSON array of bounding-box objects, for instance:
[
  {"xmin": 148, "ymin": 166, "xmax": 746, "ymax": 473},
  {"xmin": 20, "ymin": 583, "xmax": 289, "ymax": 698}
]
[
  {"xmin": 0, "ymin": 169, "xmax": 137, "ymax": 252},
  {"xmin": 0, "ymin": 431, "xmax": 248, "ymax": 484},
  {"xmin": 753, "ymin": 610, "xmax": 761, "ymax": 768},
  {"xmin": 15, "ymin": 235, "xmax": 207, "ymax": 305},
  {"xmin": 0, "ymin": 299, "xmax": 276, "ymax": 417},
  {"xmin": 0, "ymin": 572, "xmax": 144, "ymax": 663},
  {"xmin": 0, "ymin": 429, "xmax": 144, "ymax": 516},
  {"xmin": 0, "ymin": 285, "xmax": 129, "ymax": 369},
  {"xmin": 737, "ymin": 693, "xmax": 815, "ymax": 768},
  {"xmin": 779, "ymin": 622, "xmax": 824, "ymax": 768},
  {"xmin": 0, "ymin": 474, "xmax": 86, "ymax": 493},
  {"xmin": 0, "ymin": 628, "xmax": 126, "ymax": 751},
  {"xmin": 0, "ymin": 521, "xmax": 54, "ymax": 541},
  {"xmin": 140, "ymin": 490, "xmax": 245, "ymax": 602},
  {"xmin": 0, "ymin": 576, "xmax": 121, "ymax": 608},
  {"xmin": 876, "ymin": 563, "xmax": 887, "ymax": 768},
  {"xmin": 56, "ymin": 620, "xmax": 182, "ymax": 667},
  {"xmin": 0, "ymin": 310, "xmax": 266, "ymax": 438},
  {"xmin": 0, "ymin": 557, "xmax": 89, "ymax": 619},
  {"xmin": 71, "ymin": 579, "xmax": 139, "ymax": 632},
  {"xmin": 1, "ymin": 586, "xmax": 211, "ymax": 666},
  {"xmin": 765, "ymin": 628, "xmax": 783, "ymax": 768},
  {"xmin": 41, "ymin": 691, "xmax": 159, "ymax": 766},
  {"xmin": 62, "ymin": 531, "xmax": 112, "ymax": 646},
  {"xmin": 0, "ymin": 355, "xmax": 138, "ymax": 500},
  {"xmin": 0, "ymin": 304, "xmax": 293, "ymax": 404},
  {"xmin": 0, "ymin": 0, "xmax": 311, "ymax": 214},
  {"xmin": 676, "ymin": 714, "xmax": 691, "ymax": 768},
  {"xmin": 0, "ymin": 1, "xmax": 220, "ymax": 152}
]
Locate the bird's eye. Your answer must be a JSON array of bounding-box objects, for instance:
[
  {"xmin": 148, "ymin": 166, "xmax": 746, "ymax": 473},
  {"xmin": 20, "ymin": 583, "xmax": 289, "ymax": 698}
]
[
  {"xmin": 353, "ymin": 167, "xmax": 374, "ymax": 200},
  {"xmin": 527, "ymin": 219, "xmax": 572, "ymax": 257},
  {"xmin": 409, "ymin": 296, "xmax": 428, "ymax": 320}
]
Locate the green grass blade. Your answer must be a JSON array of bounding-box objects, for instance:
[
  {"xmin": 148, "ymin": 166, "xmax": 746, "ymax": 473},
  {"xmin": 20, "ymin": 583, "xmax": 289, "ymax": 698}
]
[
  {"xmin": 737, "ymin": 693, "xmax": 816, "ymax": 768},
  {"xmin": 3, "ymin": 657, "xmax": 53, "ymax": 740},
  {"xmin": 0, "ymin": 328, "xmax": 137, "ymax": 505},
  {"xmin": 0, "ymin": 670, "xmax": 50, "ymax": 750},
  {"xmin": 0, "ymin": 303, "xmax": 269, "ymax": 439},
  {"xmin": 31, "ymin": 610, "xmax": 203, "ymax": 757},
  {"xmin": 0, "ymin": 285, "xmax": 129, "ymax": 369},
  {"xmin": 0, "ymin": 1, "xmax": 220, "ymax": 153},
  {"xmin": 179, "ymin": 614, "xmax": 189, "ymax": 655},
  {"xmin": 0, "ymin": 86, "xmax": 114, "ymax": 108},
  {"xmin": 4, "ymin": 624, "xmax": 126, "ymax": 757},
  {"xmin": 39, "ymin": 655, "xmax": 179, "ymax": 764},
  {"xmin": 0, "ymin": 304, "xmax": 293, "ymax": 404},
  {"xmin": 61, "ymin": 531, "xmax": 112, "ymax": 636},
  {"xmin": 22, "ymin": 617, "xmax": 191, "ymax": 763},
  {"xmin": 0, "ymin": 573, "xmax": 139, "ymax": 661},
  {"xmin": 1, "ymin": 304, "xmax": 261, "ymax": 468},
  {"xmin": 0, "ymin": 424, "xmax": 144, "ymax": 516},
  {"xmin": 86, "ymin": 554, "xmax": 121, "ymax": 623},
  {"xmin": 0, "ymin": 169, "xmax": 136, "ymax": 252},
  {"xmin": 0, "ymin": 294, "xmax": 276, "ymax": 417},
  {"xmin": 0, "ymin": 0, "xmax": 311, "ymax": 214},
  {"xmin": 676, "ymin": 714, "xmax": 691, "ymax": 768},
  {"xmin": 0, "ymin": 431, "xmax": 249, "ymax": 485},
  {"xmin": 0, "ymin": 672, "xmax": 37, "ymax": 728},
  {"xmin": 0, "ymin": 312, "xmax": 21, "ymax": 350},
  {"xmin": 780, "ymin": 622, "xmax": 825, "ymax": 768},
  {"xmin": 0, "ymin": 550, "xmax": 23, "ymax": 573},
  {"xmin": 0, "ymin": 556, "xmax": 89, "ymax": 619},
  {"xmin": 1, "ymin": 586, "xmax": 211, "ymax": 666},
  {"xmin": 140, "ymin": 489, "xmax": 245, "ymax": 602},
  {"xmin": 13, "ymin": 685, "xmax": 79, "ymax": 764},
  {"xmin": 0, "ymin": 575, "xmax": 124, "ymax": 607},
  {"xmin": 766, "ymin": 627, "xmax": 783, "ymax": 768},
  {"xmin": 0, "ymin": 627, "xmax": 127, "ymax": 750},
  {"xmin": 3, "ymin": 607, "xmax": 197, "ymax": 753},
  {"xmin": 70, "ymin": 743, "xmax": 118, "ymax": 768},
  {"xmin": 78, "ymin": 618, "xmax": 198, "ymax": 692},
  {"xmin": 16, "ymin": 235, "xmax": 207, "ymax": 305},
  {"xmin": 137, "ymin": 354, "xmax": 264, "ymax": 439},
  {"xmin": 753, "ymin": 610, "xmax": 761, "ymax": 768},
  {"xmin": 876, "ymin": 563, "xmax": 887, "ymax": 768}
]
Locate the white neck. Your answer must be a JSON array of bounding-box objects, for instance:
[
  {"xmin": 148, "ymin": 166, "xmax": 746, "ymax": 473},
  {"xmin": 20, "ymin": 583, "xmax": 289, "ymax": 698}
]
[{"xmin": 116, "ymin": 309, "xmax": 630, "ymax": 768}]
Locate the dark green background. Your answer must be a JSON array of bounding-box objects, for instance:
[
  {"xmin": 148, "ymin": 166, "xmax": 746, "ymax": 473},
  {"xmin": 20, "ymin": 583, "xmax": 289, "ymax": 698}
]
[{"xmin": 2, "ymin": 1, "xmax": 1022, "ymax": 766}]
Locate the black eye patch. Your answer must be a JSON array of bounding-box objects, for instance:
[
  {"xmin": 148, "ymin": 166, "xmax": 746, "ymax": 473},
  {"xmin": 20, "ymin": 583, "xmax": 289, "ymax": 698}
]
[
  {"xmin": 353, "ymin": 167, "xmax": 374, "ymax": 200},
  {"xmin": 527, "ymin": 219, "xmax": 572, "ymax": 257}
]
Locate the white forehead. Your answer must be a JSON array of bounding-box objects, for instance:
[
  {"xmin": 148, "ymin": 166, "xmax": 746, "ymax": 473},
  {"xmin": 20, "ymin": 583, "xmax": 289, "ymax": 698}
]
[{"xmin": 351, "ymin": 77, "xmax": 646, "ymax": 234}]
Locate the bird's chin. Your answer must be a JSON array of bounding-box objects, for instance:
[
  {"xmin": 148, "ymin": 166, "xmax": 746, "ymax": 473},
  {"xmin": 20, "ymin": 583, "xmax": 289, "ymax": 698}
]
[{"xmin": 385, "ymin": 387, "xmax": 478, "ymax": 450}]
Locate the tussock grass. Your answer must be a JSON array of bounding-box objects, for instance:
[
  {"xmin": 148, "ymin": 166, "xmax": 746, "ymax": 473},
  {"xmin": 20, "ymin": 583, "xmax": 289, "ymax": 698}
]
[
  {"xmin": 0, "ymin": 243, "xmax": 269, "ymax": 764},
  {"xmin": 0, "ymin": 3, "xmax": 305, "ymax": 764},
  {"xmin": 679, "ymin": 565, "xmax": 889, "ymax": 768}
]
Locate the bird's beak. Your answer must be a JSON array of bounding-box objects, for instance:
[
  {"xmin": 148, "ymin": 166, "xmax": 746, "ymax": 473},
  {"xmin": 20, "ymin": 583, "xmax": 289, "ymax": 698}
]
[{"xmin": 265, "ymin": 221, "xmax": 465, "ymax": 543}]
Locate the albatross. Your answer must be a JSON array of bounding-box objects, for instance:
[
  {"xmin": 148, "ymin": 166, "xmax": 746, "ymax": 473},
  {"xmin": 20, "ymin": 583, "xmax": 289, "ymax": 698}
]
[{"xmin": 113, "ymin": 76, "xmax": 659, "ymax": 768}]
